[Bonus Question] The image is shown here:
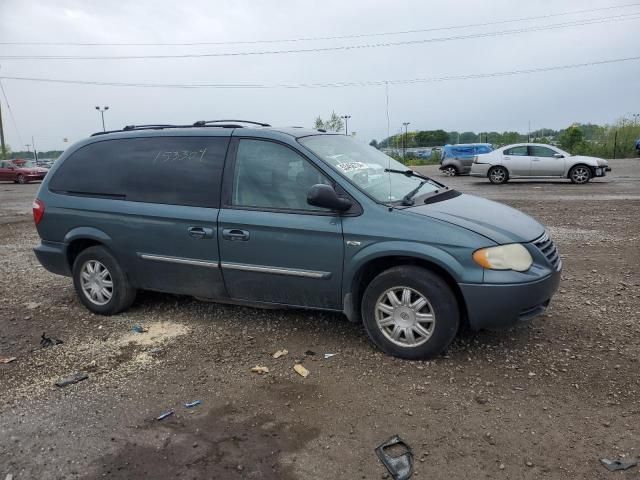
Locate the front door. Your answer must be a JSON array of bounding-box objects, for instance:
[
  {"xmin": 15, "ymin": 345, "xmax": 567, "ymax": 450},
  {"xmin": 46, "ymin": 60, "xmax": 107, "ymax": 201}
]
[
  {"xmin": 529, "ymin": 145, "xmax": 565, "ymax": 176},
  {"xmin": 218, "ymin": 138, "xmax": 344, "ymax": 309},
  {"xmin": 502, "ymin": 145, "xmax": 530, "ymax": 176}
]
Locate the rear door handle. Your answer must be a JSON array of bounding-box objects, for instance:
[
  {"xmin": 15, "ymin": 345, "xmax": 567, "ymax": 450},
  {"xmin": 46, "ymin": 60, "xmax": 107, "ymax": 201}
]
[
  {"xmin": 188, "ymin": 226, "xmax": 214, "ymax": 239},
  {"xmin": 222, "ymin": 228, "xmax": 250, "ymax": 241}
]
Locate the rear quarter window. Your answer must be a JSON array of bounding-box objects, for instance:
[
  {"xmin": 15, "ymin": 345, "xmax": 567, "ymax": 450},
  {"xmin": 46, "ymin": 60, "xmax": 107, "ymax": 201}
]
[{"xmin": 49, "ymin": 136, "xmax": 230, "ymax": 207}]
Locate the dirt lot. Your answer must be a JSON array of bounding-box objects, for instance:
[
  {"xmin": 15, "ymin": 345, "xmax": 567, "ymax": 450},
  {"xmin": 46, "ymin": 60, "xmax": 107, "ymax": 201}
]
[{"xmin": 1, "ymin": 161, "xmax": 639, "ymax": 479}]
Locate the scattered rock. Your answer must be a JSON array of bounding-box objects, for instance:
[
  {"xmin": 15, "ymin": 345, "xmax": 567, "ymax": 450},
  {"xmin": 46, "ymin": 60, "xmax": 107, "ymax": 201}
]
[
  {"xmin": 0, "ymin": 355, "xmax": 17, "ymax": 364},
  {"xmin": 294, "ymin": 364, "xmax": 309, "ymax": 378},
  {"xmin": 55, "ymin": 372, "xmax": 88, "ymax": 387},
  {"xmin": 251, "ymin": 366, "xmax": 269, "ymax": 374},
  {"xmin": 272, "ymin": 349, "xmax": 288, "ymax": 359}
]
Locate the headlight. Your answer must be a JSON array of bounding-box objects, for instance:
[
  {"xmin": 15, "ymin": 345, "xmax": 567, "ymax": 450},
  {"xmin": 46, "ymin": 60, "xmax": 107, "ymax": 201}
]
[{"xmin": 472, "ymin": 244, "xmax": 532, "ymax": 272}]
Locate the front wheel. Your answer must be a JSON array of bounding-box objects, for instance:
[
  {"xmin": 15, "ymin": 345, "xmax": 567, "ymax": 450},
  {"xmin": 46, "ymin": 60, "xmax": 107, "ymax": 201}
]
[
  {"xmin": 361, "ymin": 266, "xmax": 460, "ymax": 360},
  {"xmin": 488, "ymin": 166, "xmax": 509, "ymax": 184},
  {"xmin": 442, "ymin": 166, "xmax": 457, "ymax": 176},
  {"xmin": 17, "ymin": 174, "xmax": 26, "ymax": 184},
  {"xmin": 569, "ymin": 165, "xmax": 591, "ymax": 184},
  {"xmin": 72, "ymin": 246, "xmax": 137, "ymax": 315}
]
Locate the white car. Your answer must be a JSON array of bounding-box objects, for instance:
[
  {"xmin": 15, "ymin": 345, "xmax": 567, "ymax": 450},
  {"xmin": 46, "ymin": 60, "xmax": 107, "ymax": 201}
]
[{"xmin": 470, "ymin": 143, "xmax": 610, "ymax": 184}]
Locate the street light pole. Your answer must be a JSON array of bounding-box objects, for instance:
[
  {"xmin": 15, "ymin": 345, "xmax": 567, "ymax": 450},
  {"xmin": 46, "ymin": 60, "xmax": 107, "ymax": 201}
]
[
  {"xmin": 95, "ymin": 106, "xmax": 109, "ymax": 132},
  {"xmin": 341, "ymin": 115, "xmax": 351, "ymax": 136},
  {"xmin": 402, "ymin": 122, "xmax": 410, "ymax": 159}
]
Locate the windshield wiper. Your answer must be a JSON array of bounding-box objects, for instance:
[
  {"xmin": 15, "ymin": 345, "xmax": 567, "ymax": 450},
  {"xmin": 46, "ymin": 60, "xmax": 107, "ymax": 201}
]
[
  {"xmin": 384, "ymin": 168, "xmax": 448, "ymax": 189},
  {"xmin": 401, "ymin": 181, "xmax": 427, "ymax": 206}
]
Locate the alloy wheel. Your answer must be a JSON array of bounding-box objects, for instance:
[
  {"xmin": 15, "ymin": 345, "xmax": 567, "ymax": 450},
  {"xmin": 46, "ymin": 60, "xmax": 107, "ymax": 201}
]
[
  {"xmin": 443, "ymin": 166, "xmax": 457, "ymax": 176},
  {"xmin": 490, "ymin": 168, "xmax": 506, "ymax": 183},
  {"xmin": 80, "ymin": 260, "xmax": 114, "ymax": 306},
  {"xmin": 375, "ymin": 286, "xmax": 436, "ymax": 347},
  {"xmin": 571, "ymin": 166, "xmax": 590, "ymax": 184}
]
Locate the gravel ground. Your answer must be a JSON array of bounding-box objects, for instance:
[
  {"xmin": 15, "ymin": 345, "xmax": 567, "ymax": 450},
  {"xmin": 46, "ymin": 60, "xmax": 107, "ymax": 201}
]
[{"xmin": 1, "ymin": 160, "xmax": 639, "ymax": 479}]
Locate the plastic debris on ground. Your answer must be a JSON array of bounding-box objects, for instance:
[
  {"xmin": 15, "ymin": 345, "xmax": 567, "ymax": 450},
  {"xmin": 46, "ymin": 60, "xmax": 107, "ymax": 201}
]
[
  {"xmin": 251, "ymin": 365, "xmax": 270, "ymax": 374},
  {"xmin": 293, "ymin": 364, "xmax": 309, "ymax": 378},
  {"xmin": 184, "ymin": 400, "xmax": 202, "ymax": 408},
  {"xmin": 5, "ymin": 474, "xmax": 14, "ymax": 480},
  {"xmin": 304, "ymin": 350, "xmax": 316, "ymax": 356},
  {"xmin": 40, "ymin": 332, "xmax": 63, "ymax": 348},
  {"xmin": 600, "ymin": 457, "xmax": 638, "ymax": 471},
  {"xmin": 131, "ymin": 325, "xmax": 148, "ymax": 333},
  {"xmin": 375, "ymin": 435, "xmax": 414, "ymax": 480},
  {"xmin": 272, "ymin": 349, "xmax": 288, "ymax": 359},
  {"xmin": 55, "ymin": 372, "xmax": 89, "ymax": 387},
  {"xmin": 324, "ymin": 353, "xmax": 337, "ymax": 359},
  {"xmin": 0, "ymin": 356, "xmax": 17, "ymax": 364},
  {"xmin": 156, "ymin": 410, "xmax": 175, "ymax": 421}
]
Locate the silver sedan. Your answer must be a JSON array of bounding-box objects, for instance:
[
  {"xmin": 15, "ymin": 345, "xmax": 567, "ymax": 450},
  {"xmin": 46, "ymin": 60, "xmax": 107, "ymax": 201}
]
[{"xmin": 470, "ymin": 143, "xmax": 610, "ymax": 184}]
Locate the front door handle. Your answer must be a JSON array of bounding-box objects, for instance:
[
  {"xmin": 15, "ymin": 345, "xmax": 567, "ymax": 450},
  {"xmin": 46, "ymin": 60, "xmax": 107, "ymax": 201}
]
[
  {"xmin": 222, "ymin": 228, "xmax": 250, "ymax": 241},
  {"xmin": 188, "ymin": 226, "xmax": 214, "ymax": 239}
]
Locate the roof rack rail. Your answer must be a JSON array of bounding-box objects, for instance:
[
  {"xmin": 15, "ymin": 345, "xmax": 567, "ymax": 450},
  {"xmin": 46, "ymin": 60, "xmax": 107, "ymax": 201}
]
[
  {"xmin": 193, "ymin": 119, "xmax": 271, "ymax": 127},
  {"xmin": 123, "ymin": 124, "xmax": 178, "ymax": 131}
]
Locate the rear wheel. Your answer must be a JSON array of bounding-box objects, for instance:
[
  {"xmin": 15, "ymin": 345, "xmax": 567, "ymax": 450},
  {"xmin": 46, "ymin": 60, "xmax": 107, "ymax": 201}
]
[
  {"xmin": 569, "ymin": 165, "xmax": 591, "ymax": 184},
  {"xmin": 442, "ymin": 166, "xmax": 457, "ymax": 176},
  {"xmin": 17, "ymin": 174, "xmax": 26, "ymax": 184},
  {"xmin": 488, "ymin": 166, "xmax": 508, "ymax": 184},
  {"xmin": 72, "ymin": 246, "xmax": 136, "ymax": 315},
  {"xmin": 361, "ymin": 266, "xmax": 459, "ymax": 360}
]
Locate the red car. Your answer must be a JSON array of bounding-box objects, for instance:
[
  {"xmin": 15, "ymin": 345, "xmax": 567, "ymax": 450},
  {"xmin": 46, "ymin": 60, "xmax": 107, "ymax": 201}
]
[{"xmin": 0, "ymin": 160, "xmax": 48, "ymax": 184}]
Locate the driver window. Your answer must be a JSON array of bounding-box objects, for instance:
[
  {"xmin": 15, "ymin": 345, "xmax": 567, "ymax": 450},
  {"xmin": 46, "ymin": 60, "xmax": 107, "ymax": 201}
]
[
  {"xmin": 233, "ymin": 139, "xmax": 331, "ymax": 211},
  {"xmin": 529, "ymin": 146, "xmax": 557, "ymax": 158}
]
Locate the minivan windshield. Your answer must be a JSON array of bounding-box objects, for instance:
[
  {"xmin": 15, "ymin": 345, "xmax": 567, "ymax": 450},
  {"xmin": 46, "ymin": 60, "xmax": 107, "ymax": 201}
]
[{"xmin": 299, "ymin": 135, "xmax": 440, "ymax": 204}]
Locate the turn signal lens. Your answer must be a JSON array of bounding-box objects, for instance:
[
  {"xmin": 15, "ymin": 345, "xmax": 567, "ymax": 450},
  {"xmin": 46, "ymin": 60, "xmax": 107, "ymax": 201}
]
[
  {"xmin": 32, "ymin": 199, "xmax": 45, "ymax": 225},
  {"xmin": 473, "ymin": 244, "xmax": 532, "ymax": 272}
]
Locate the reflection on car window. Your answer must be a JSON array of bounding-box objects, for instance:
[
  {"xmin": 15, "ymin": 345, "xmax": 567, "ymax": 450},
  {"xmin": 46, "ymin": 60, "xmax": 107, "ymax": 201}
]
[
  {"xmin": 529, "ymin": 146, "xmax": 557, "ymax": 158},
  {"xmin": 504, "ymin": 146, "xmax": 528, "ymax": 156},
  {"xmin": 233, "ymin": 139, "xmax": 330, "ymax": 211}
]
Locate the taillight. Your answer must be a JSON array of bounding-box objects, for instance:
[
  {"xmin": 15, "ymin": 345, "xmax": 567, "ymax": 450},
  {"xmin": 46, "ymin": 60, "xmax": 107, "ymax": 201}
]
[{"xmin": 32, "ymin": 199, "xmax": 45, "ymax": 225}]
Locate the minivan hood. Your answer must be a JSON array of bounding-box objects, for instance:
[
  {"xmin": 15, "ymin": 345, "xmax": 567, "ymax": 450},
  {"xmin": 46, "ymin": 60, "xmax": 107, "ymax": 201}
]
[{"xmin": 409, "ymin": 193, "xmax": 545, "ymax": 244}]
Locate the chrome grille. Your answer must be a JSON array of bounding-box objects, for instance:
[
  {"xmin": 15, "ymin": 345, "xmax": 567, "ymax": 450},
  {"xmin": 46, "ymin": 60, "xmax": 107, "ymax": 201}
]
[{"xmin": 534, "ymin": 231, "xmax": 562, "ymax": 271}]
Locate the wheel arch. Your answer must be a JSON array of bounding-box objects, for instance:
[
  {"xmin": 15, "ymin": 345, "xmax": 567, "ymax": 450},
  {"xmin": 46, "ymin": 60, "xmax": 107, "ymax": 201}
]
[
  {"xmin": 566, "ymin": 162, "xmax": 593, "ymax": 179},
  {"xmin": 343, "ymin": 252, "xmax": 468, "ymax": 329},
  {"xmin": 63, "ymin": 227, "xmax": 114, "ymax": 269}
]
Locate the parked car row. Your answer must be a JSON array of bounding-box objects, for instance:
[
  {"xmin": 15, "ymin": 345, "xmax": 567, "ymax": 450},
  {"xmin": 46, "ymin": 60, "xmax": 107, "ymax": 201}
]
[
  {"xmin": 439, "ymin": 143, "xmax": 493, "ymax": 176},
  {"xmin": 0, "ymin": 160, "xmax": 49, "ymax": 184}
]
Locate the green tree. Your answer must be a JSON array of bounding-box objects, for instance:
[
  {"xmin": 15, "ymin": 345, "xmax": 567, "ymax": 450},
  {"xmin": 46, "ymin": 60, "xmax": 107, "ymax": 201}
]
[
  {"xmin": 313, "ymin": 111, "xmax": 344, "ymax": 132},
  {"xmin": 369, "ymin": 139, "xmax": 378, "ymax": 148},
  {"xmin": 459, "ymin": 131, "xmax": 478, "ymax": 143},
  {"xmin": 558, "ymin": 126, "xmax": 584, "ymax": 152}
]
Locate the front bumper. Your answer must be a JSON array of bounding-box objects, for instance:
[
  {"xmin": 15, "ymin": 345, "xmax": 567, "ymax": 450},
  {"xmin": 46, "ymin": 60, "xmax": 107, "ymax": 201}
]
[{"xmin": 459, "ymin": 269, "xmax": 561, "ymax": 330}]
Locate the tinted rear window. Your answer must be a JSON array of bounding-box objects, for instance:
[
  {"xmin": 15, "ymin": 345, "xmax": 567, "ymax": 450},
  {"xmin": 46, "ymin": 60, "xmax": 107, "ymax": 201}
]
[{"xmin": 50, "ymin": 136, "xmax": 229, "ymax": 207}]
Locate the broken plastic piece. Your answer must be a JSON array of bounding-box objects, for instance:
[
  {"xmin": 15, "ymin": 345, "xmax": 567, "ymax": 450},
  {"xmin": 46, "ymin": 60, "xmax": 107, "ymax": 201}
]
[
  {"xmin": 131, "ymin": 325, "xmax": 148, "ymax": 333},
  {"xmin": 251, "ymin": 366, "xmax": 270, "ymax": 374},
  {"xmin": 184, "ymin": 400, "xmax": 202, "ymax": 408},
  {"xmin": 0, "ymin": 356, "xmax": 17, "ymax": 364},
  {"xmin": 375, "ymin": 435, "xmax": 414, "ymax": 480},
  {"xmin": 324, "ymin": 353, "xmax": 337, "ymax": 359},
  {"xmin": 294, "ymin": 364, "xmax": 309, "ymax": 378},
  {"xmin": 55, "ymin": 372, "xmax": 88, "ymax": 387},
  {"xmin": 600, "ymin": 457, "xmax": 638, "ymax": 471},
  {"xmin": 40, "ymin": 332, "xmax": 63, "ymax": 348},
  {"xmin": 273, "ymin": 349, "xmax": 288, "ymax": 359},
  {"xmin": 156, "ymin": 410, "xmax": 175, "ymax": 421}
]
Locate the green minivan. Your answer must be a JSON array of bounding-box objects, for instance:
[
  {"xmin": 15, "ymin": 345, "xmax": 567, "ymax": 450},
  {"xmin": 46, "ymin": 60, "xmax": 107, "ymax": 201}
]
[{"xmin": 33, "ymin": 120, "xmax": 561, "ymax": 359}]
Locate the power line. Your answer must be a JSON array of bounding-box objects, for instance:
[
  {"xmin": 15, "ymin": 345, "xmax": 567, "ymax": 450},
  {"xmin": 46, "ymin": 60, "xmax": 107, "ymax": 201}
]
[
  {"xmin": 1, "ymin": 13, "xmax": 639, "ymax": 60},
  {"xmin": 2, "ymin": 2, "xmax": 639, "ymax": 46},
  {"xmin": 0, "ymin": 79, "xmax": 23, "ymax": 146},
  {"xmin": 1, "ymin": 56, "xmax": 638, "ymax": 89}
]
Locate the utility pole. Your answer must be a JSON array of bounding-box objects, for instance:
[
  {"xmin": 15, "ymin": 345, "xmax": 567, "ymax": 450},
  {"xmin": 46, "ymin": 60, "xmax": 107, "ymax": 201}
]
[
  {"xmin": 0, "ymin": 100, "xmax": 6, "ymax": 160},
  {"xmin": 32, "ymin": 136, "xmax": 38, "ymax": 162},
  {"xmin": 95, "ymin": 106, "xmax": 109, "ymax": 132},
  {"xmin": 402, "ymin": 122, "xmax": 410, "ymax": 159},
  {"xmin": 528, "ymin": 120, "xmax": 531, "ymax": 142},
  {"xmin": 341, "ymin": 115, "xmax": 351, "ymax": 136}
]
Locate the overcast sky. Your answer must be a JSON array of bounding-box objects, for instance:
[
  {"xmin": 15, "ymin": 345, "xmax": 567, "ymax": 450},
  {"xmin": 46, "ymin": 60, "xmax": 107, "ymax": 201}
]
[{"xmin": 0, "ymin": 0, "xmax": 639, "ymax": 150}]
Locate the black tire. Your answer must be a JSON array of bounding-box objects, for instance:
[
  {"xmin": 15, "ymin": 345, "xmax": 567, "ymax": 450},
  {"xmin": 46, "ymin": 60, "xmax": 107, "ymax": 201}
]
[
  {"xmin": 72, "ymin": 246, "xmax": 136, "ymax": 315},
  {"xmin": 488, "ymin": 166, "xmax": 508, "ymax": 184},
  {"xmin": 17, "ymin": 174, "xmax": 26, "ymax": 184},
  {"xmin": 361, "ymin": 265, "xmax": 460, "ymax": 360},
  {"xmin": 568, "ymin": 164, "xmax": 592, "ymax": 184}
]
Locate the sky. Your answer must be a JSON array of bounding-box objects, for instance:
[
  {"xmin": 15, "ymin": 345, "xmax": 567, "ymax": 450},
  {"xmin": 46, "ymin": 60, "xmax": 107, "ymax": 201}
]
[{"xmin": 0, "ymin": 0, "xmax": 639, "ymax": 150}]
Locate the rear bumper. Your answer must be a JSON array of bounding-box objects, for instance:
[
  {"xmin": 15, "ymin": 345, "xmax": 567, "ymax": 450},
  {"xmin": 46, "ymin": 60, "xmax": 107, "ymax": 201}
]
[
  {"xmin": 34, "ymin": 241, "xmax": 70, "ymax": 276},
  {"xmin": 459, "ymin": 270, "xmax": 561, "ymax": 330}
]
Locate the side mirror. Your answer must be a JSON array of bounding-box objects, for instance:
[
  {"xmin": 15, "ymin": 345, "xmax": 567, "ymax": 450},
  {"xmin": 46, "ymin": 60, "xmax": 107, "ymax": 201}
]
[
  {"xmin": 307, "ymin": 184, "xmax": 352, "ymax": 212},
  {"xmin": 553, "ymin": 153, "xmax": 564, "ymax": 158}
]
